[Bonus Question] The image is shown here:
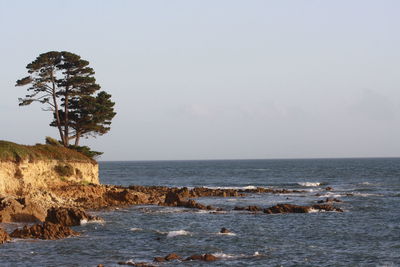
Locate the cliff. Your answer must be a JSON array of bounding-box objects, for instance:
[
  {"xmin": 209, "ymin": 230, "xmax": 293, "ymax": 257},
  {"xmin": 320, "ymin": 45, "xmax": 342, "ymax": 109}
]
[{"xmin": 0, "ymin": 141, "xmax": 99, "ymax": 196}]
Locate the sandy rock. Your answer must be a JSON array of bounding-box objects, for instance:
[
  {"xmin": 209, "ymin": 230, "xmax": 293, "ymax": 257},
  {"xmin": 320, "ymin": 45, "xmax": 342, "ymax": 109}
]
[{"xmin": 10, "ymin": 222, "xmax": 79, "ymax": 240}]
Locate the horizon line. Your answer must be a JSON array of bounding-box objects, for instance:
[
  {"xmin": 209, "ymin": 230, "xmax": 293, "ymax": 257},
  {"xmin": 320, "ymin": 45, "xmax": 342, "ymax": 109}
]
[{"xmin": 98, "ymin": 156, "xmax": 400, "ymax": 162}]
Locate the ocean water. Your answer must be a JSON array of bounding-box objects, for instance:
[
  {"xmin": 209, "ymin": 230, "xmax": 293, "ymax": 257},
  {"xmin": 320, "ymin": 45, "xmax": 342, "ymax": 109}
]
[{"xmin": 1, "ymin": 158, "xmax": 400, "ymax": 266}]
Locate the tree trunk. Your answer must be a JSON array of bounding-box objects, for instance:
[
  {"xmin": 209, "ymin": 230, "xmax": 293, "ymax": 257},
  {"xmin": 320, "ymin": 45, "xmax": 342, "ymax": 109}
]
[
  {"xmin": 50, "ymin": 69, "xmax": 65, "ymax": 146},
  {"xmin": 64, "ymin": 85, "xmax": 69, "ymax": 146},
  {"xmin": 74, "ymin": 133, "xmax": 81, "ymax": 146}
]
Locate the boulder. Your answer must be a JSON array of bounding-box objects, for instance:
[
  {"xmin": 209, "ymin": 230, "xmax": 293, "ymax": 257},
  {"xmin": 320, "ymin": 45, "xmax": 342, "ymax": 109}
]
[
  {"xmin": 220, "ymin": 227, "xmax": 230, "ymax": 234},
  {"xmin": 312, "ymin": 204, "xmax": 343, "ymax": 212},
  {"xmin": 263, "ymin": 203, "xmax": 343, "ymax": 214},
  {"xmin": 10, "ymin": 222, "xmax": 79, "ymax": 240},
  {"xmin": 164, "ymin": 191, "xmax": 183, "ymax": 206},
  {"xmin": 0, "ymin": 197, "xmax": 46, "ymax": 223},
  {"xmin": 264, "ymin": 204, "xmax": 310, "ymax": 214},
  {"xmin": 184, "ymin": 254, "xmax": 218, "ymax": 262},
  {"xmin": 0, "ymin": 228, "xmax": 11, "ymax": 244},
  {"xmin": 45, "ymin": 207, "xmax": 100, "ymax": 226},
  {"xmin": 164, "ymin": 253, "xmax": 181, "ymax": 261},
  {"xmin": 204, "ymin": 254, "xmax": 217, "ymax": 261}
]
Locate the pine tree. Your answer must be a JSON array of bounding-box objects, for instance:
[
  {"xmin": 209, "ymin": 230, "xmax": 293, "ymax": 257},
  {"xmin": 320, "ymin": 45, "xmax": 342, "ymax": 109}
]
[{"xmin": 16, "ymin": 51, "xmax": 116, "ymax": 147}]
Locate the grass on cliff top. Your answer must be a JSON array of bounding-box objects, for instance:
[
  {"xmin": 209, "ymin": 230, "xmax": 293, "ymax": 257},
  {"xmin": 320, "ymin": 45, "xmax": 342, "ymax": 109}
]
[{"xmin": 0, "ymin": 140, "xmax": 95, "ymax": 163}]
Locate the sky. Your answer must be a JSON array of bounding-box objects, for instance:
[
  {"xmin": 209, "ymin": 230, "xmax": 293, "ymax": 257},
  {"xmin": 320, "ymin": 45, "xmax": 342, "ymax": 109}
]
[{"xmin": 1, "ymin": 0, "xmax": 400, "ymax": 160}]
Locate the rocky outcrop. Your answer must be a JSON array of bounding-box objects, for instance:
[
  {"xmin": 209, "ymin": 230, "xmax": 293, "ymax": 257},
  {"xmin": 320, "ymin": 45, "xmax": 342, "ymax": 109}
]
[
  {"xmin": 0, "ymin": 228, "xmax": 11, "ymax": 244},
  {"xmin": 117, "ymin": 261, "xmax": 155, "ymax": 267},
  {"xmin": 153, "ymin": 253, "xmax": 218, "ymax": 263},
  {"xmin": 45, "ymin": 207, "xmax": 101, "ymax": 226},
  {"xmin": 0, "ymin": 196, "xmax": 46, "ymax": 223},
  {"xmin": 239, "ymin": 187, "xmax": 305, "ymax": 194},
  {"xmin": 184, "ymin": 254, "xmax": 218, "ymax": 262},
  {"xmin": 234, "ymin": 205, "xmax": 262, "ymax": 212},
  {"xmin": 10, "ymin": 222, "xmax": 79, "ymax": 240},
  {"xmin": 263, "ymin": 203, "xmax": 343, "ymax": 214},
  {"xmin": 154, "ymin": 253, "xmax": 182, "ymax": 262}
]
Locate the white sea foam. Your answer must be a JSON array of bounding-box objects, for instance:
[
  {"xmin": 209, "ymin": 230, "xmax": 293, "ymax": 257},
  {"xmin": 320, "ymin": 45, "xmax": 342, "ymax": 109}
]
[
  {"xmin": 130, "ymin": 227, "xmax": 143, "ymax": 232},
  {"xmin": 80, "ymin": 218, "xmax": 104, "ymax": 225},
  {"xmin": 298, "ymin": 182, "xmax": 321, "ymax": 187},
  {"xmin": 166, "ymin": 230, "xmax": 191, "ymax": 237},
  {"xmin": 217, "ymin": 232, "xmax": 237, "ymax": 236},
  {"xmin": 213, "ymin": 252, "xmax": 237, "ymax": 259},
  {"xmin": 205, "ymin": 185, "xmax": 259, "ymax": 190},
  {"xmin": 353, "ymin": 192, "xmax": 383, "ymax": 197},
  {"xmin": 307, "ymin": 208, "xmax": 319, "ymax": 213},
  {"xmin": 318, "ymin": 194, "xmax": 343, "ymax": 198}
]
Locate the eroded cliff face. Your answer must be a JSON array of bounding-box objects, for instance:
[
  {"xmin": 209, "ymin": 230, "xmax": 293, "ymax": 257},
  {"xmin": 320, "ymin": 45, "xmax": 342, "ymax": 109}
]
[{"xmin": 0, "ymin": 160, "xmax": 99, "ymax": 196}]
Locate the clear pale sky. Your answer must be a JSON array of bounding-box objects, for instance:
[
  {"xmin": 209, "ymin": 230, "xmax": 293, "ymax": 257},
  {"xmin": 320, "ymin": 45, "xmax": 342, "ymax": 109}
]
[{"xmin": 1, "ymin": 1, "xmax": 400, "ymax": 160}]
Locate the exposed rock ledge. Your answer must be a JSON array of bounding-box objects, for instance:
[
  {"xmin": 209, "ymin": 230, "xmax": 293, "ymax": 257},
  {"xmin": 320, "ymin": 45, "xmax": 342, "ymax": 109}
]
[{"xmin": 0, "ymin": 160, "xmax": 98, "ymax": 196}]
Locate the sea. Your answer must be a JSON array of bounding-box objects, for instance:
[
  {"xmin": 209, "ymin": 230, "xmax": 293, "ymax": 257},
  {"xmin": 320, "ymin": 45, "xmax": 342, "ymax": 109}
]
[{"xmin": 1, "ymin": 158, "xmax": 400, "ymax": 266}]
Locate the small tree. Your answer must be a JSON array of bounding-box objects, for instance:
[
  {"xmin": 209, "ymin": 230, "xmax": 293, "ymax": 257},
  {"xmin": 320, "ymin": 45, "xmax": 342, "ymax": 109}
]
[
  {"xmin": 55, "ymin": 91, "xmax": 116, "ymax": 146},
  {"xmin": 16, "ymin": 51, "xmax": 115, "ymax": 147}
]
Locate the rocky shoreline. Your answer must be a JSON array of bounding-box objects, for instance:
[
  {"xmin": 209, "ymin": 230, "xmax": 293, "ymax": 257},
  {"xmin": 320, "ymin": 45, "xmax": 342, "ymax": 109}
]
[{"xmin": 0, "ymin": 182, "xmax": 344, "ymax": 266}]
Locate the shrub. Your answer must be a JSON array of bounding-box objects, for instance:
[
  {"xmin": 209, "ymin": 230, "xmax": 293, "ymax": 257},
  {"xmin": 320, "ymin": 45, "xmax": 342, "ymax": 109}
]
[
  {"xmin": 45, "ymin": 136, "xmax": 62, "ymax": 146},
  {"xmin": 54, "ymin": 164, "xmax": 74, "ymax": 177},
  {"xmin": 68, "ymin": 145, "xmax": 103, "ymax": 159}
]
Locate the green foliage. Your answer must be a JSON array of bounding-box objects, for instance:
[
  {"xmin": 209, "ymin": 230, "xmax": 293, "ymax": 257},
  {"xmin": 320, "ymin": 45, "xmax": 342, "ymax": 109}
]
[
  {"xmin": 0, "ymin": 140, "xmax": 94, "ymax": 163},
  {"xmin": 16, "ymin": 51, "xmax": 116, "ymax": 148},
  {"xmin": 55, "ymin": 91, "xmax": 116, "ymax": 144},
  {"xmin": 54, "ymin": 164, "xmax": 74, "ymax": 177},
  {"xmin": 45, "ymin": 136, "xmax": 62, "ymax": 146},
  {"xmin": 68, "ymin": 145, "xmax": 103, "ymax": 159}
]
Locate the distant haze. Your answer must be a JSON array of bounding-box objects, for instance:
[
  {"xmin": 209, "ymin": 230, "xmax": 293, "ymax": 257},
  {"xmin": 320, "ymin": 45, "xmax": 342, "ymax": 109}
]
[{"xmin": 1, "ymin": 0, "xmax": 400, "ymax": 160}]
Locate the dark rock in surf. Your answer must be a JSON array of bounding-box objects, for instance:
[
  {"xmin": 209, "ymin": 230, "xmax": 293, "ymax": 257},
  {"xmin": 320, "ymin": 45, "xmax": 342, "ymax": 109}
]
[
  {"xmin": 154, "ymin": 252, "xmax": 181, "ymax": 262},
  {"xmin": 264, "ymin": 204, "xmax": 310, "ymax": 214},
  {"xmin": 184, "ymin": 253, "xmax": 218, "ymax": 262},
  {"xmin": 317, "ymin": 198, "xmax": 342, "ymax": 204},
  {"xmin": 204, "ymin": 254, "xmax": 217, "ymax": 261},
  {"xmin": 311, "ymin": 204, "xmax": 343, "ymax": 212},
  {"xmin": 10, "ymin": 222, "xmax": 79, "ymax": 240},
  {"xmin": 118, "ymin": 261, "xmax": 155, "ymax": 267},
  {"xmin": 45, "ymin": 207, "xmax": 100, "ymax": 226},
  {"xmin": 233, "ymin": 205, "xmax": 262, "ymax": 212},
  {"xmin": 165, "ymin": 253, "xmax": 181, "ymax": 261},
  {"xmin": 220, "ymin": 227, "xmax": 230, "ymax": 234},
  {"xmin": 264, "ymin": 203, "xmax": 343, "ymax": 214},
  {"xmin": 0, "ymin": 228, "xmax": 11, "ymax": 244}
]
